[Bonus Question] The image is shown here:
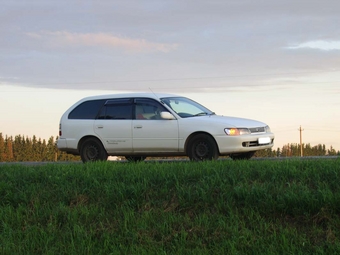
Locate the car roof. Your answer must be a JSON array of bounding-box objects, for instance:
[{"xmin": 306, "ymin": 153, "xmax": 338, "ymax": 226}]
[{"xmin": 79, "ymin": 92, "xmax": 181, "ymax": 102}]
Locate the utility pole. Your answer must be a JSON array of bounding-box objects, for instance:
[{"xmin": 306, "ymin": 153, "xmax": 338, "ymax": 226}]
[{"xmin": 299, "ymin": 125, "xmax": 304, "ymax": 157}]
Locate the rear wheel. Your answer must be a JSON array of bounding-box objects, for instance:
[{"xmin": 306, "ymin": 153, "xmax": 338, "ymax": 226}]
[
  {"xmin": 125, "ymin": 156, "xmax": 146, "ymax": 162},
  {"xmin": 80, "ymin": 138, "xmax": 108, "ymax": 163},
  {"xmin": 230, "ymin": 151, "xmax": 255, "ymax": 160},
  {"xmin": 187, "ymin": 134, "xmax": 219, "ymax": 161}
]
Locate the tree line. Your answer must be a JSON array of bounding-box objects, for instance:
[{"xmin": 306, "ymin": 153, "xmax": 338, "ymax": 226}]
[
  {"xmin": 0, "ymin": 134, "xmax": 79, "ymax": 162},
  {"xmin": 0, "ymin": 133, "xmax": 339, "ymax": 162},
  {"xmin": 254, "ymin": 143, "xmax": 339, "ymax": 157}
]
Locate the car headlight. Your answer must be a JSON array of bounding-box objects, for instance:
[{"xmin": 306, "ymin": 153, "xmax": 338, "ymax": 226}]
[
  {"xmin": 265, "ymin": 126, "xmax": 271, "ymax": 133},
  {"xmin": 224, "ymin": 128, "xmax": 251, "ymax": 136}
]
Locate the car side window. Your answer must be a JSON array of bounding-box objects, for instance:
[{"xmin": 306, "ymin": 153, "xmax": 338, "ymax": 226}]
[
  {"xmin": 97, "ymin": 99, "xmax": 133, "ymax": 119},
  {"xmin": 134, "ymin": 98, "xmax": 168, "ymax": 120},
  {"xmin": 68, "ymin": 99, "xmax": 106, "ymax": 119}
]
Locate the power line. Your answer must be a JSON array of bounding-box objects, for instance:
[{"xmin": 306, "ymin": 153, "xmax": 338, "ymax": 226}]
[
  {"xmin": 306, "ymin": 128, "xmax": 340, "ymax": 132},
  {"xmin": 0, "ymin": 80, "xmax": 339, "ymax": 92},
  {"xmin": 1, "ymin": 69, "xmax": 340, "ymax": 86}
]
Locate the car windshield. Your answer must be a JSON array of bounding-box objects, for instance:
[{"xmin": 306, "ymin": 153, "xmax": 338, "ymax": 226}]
[{"xmin": 161, "ymin": 97, "xmax": 215, "ymax": 118}]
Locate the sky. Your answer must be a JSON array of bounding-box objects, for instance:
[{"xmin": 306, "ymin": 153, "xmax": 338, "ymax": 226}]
[{"xmin": 1, "ymin": 0, "xmax": 340, "ymax": 151}]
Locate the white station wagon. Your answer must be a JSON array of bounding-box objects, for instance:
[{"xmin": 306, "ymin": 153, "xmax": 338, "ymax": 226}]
[{"xmin": 57, "ymin": 93, "xmax": 274, "ymax": 162}]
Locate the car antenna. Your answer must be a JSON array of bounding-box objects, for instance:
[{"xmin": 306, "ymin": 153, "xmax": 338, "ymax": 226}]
[{"xmin": 149, "ymin": 87, "xmax": 162, "ymax": 102}]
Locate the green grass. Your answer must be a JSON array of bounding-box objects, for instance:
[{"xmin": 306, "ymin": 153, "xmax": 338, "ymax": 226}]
[{"xmin": 1, "ymin": 159, "xmax": 340, "ymax": 254}]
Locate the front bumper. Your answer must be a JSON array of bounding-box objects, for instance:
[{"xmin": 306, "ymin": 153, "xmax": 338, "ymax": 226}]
[{"xmin": 215, "ymin": 133, "xmax": 275, "ymax": 154}]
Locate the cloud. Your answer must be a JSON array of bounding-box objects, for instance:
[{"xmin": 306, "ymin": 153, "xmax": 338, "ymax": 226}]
[
  {"xmin": 26, "ymin": 31, "xmax": 179, "ymax": 53},
  {"xmin": 287, "ymin": 40, "xmax": 340, "ymax": 51}
]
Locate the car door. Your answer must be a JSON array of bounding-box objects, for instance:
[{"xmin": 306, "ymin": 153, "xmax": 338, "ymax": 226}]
[
  {"xmin": 94, "ymin": 98, "xmax": 133, "ymax": 153},
  {"xmin": 132, "ymin": 98, "xmax": 179, "ymax": 152}
]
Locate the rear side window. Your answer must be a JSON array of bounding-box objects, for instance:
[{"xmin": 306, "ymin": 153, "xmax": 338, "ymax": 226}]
[{"xmin": 68, "ymin": 99, "xmax": 106, "ymax": 119}]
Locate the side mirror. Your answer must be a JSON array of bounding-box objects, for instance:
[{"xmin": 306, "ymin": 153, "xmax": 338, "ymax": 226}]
[{"xmin": 160, "ymin": 112, "xmax": 176, "ymax": 120}]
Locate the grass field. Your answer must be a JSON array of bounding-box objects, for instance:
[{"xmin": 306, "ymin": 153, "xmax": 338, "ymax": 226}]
[{"xmin": 1, "ymin": 159, "xmax": 340, "ymax": 254}]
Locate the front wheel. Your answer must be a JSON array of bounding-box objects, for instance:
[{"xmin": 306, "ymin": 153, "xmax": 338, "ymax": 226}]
[
  {"xmin": 187, "ymin": 134, "xmax": 219, "ymax": 161},
  {"xmin": 80, "ymin": 138, "xmax": 108, "ymax": 163},
  {"xmin": 229, "ymin": 151, "xmax": 255, "ymax": 160}
]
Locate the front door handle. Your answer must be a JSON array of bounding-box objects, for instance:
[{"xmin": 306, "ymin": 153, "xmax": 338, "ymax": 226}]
[{"xmin": 134, "ymin": 125, "xmax": 143, "ymax": 129}]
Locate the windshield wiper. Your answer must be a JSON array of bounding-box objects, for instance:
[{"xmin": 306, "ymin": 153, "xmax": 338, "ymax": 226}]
[{"xmin": 193, "ymin": 112, "xmax": 208, "ymax": 116}]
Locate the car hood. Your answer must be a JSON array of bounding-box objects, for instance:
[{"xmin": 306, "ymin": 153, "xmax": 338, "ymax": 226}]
[{"xmin": 192, "ymin": 115, "xmax": 268, "ymax": 128}]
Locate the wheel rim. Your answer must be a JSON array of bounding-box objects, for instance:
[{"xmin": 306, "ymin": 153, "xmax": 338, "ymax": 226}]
[
  {"xmin": 195, "ymin": 141, "xmax": 210, "ymax": 158},
  {"xmin": 86, "ymin": 145, "xmax": 99, "ymax": 160}
]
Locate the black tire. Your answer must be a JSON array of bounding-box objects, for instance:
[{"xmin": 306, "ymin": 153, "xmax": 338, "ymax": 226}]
[
  {"xmin": 125, "ymin": 156, "xmax": 146, "ymax": 162},
  {"xmin": 80, "ymin": 138, "xmax": 108, "ymax": 163},
  {"xmin": 187, "ymin": 134, "xmax": 219, "ymax": 161},
  {"xmin": 230, "ymin": 151, "xmax": 255, "ymax": 160}
]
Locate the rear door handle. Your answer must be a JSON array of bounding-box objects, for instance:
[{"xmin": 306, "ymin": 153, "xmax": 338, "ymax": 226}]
[
  {"xmin": 96, "ymin": 125, "xmax": 104, "ymax": 129},
  {"xmin": 134, "ymin": 125, "xmax": 143, "ymax": 129}
]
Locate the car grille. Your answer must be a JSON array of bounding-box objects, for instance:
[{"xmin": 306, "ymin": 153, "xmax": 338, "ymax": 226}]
[{"xmin": 249, "ymin": 127, "xmax": 265, "ymax": 134}]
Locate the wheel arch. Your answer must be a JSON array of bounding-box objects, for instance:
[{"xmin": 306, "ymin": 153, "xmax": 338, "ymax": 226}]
[
  {"xmin": 184, "ymin": 131, "xmax": 220, "ymax": 155},
  {"xmin": 78, "ymin": 135, "xmax": 106, "ymax": 153}
]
